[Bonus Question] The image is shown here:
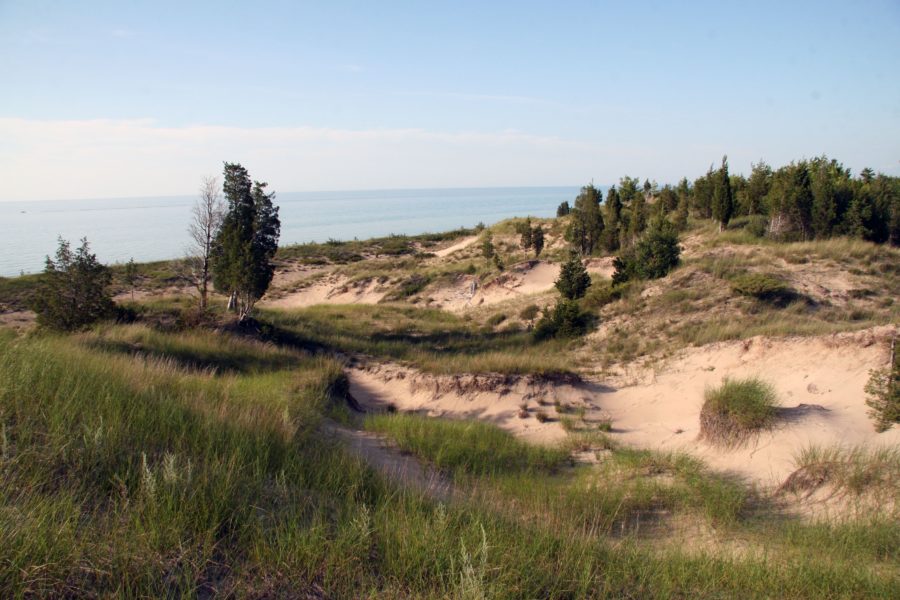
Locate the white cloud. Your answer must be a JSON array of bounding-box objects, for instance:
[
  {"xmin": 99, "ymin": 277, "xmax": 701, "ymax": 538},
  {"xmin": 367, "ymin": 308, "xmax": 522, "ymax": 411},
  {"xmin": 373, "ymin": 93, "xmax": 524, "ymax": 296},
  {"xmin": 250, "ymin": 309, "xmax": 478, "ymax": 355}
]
[{"xmin": 0, "ymin": 117, "xmax": 728, "ymax": 201}]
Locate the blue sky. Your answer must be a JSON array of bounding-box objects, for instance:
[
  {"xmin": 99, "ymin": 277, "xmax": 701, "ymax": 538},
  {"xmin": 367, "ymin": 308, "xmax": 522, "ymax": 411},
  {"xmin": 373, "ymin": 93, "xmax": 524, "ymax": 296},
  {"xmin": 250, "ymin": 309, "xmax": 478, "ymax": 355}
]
[{"xmin": 1, "ymin": 0, "xmax": 899, "ymax": 200}]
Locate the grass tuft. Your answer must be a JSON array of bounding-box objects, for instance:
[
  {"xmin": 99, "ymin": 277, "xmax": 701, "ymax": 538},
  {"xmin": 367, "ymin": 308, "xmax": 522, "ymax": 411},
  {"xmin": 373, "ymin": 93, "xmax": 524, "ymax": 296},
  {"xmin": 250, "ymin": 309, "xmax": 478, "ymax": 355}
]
[{"xmin": 700, "ymin": 377, "xmax": 778, "ymax": 446}]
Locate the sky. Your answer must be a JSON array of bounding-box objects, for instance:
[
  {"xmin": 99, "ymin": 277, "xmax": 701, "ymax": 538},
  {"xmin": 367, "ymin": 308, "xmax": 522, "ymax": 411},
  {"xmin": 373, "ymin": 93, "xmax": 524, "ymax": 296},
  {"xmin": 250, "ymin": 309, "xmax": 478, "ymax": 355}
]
[{"xmin": 1, "ymin": 0, "xmax": 899, "ymax": 201}]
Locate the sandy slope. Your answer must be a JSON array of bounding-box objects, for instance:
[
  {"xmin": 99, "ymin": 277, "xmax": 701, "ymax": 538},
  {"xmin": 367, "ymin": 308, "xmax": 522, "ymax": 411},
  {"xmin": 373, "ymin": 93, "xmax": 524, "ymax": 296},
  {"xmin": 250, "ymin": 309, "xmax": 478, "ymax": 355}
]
[
  {"xmin": 428, "ymin": 260, "xmax": 561, "ymax": 312},
  {"xmin": 347, "ymin": 326, "xmax": 898, "ymax": 488},
  {"xmin": 263, "ymin": 275, "xmax": 386, "ymax": 309},
  {"xmin": 348, "ymin": 362, "xmax": 591, "ymax": 445},
  {"xmin": 598, "ymin": 327, "xmax": 900, "ymax": 486}
]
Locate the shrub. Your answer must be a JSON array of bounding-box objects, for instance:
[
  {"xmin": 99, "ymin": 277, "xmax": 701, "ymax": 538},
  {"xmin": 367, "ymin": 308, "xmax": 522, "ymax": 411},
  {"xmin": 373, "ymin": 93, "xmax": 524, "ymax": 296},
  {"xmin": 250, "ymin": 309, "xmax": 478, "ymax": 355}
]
[
  {"xmin": 533, "ymin": 300, "xmax": 588, "ymax": 340},
  {"xmin": 700, "ymin": 377, "xmax": 778, "ymax": 446},
  {"xmin": 730, "ymin": 272, "xmax": 791, "ymax": 302},
  {"xmin": 556, "ymin": 201, "xmax": 570, "ymax": 217},
  {"xmin": 581, "ymin": 280, "xmax": 625, "ymax": 310},
  {"xmin": 746, "ymin": 215, "xmax": 768, "ymax": 237},
  {"xmin": 31, "ymin": 237, "xmax": 114, "ymax": 331},
  {"xmin": 486, "ymin": 313, "xmax": 507, "ymax": 327},
  {"xmin": 865, "ymin": 342, "xmax": 899, "ymax": 432},
  {"xmin": 555, "ymin": 252, "xmax": 591, "ymax": 300},
  {"xmin": 612, "ymin": 216, "xmax": 680, "ymax": 284}
]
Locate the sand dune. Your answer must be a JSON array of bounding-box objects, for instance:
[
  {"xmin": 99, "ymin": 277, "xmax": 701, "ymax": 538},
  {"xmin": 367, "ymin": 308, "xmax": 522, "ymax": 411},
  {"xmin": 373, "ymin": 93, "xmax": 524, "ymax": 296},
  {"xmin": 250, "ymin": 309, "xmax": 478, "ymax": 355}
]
[{"xmin": 346, "ymin": 326, "xmax": 898, "ymax": 488}]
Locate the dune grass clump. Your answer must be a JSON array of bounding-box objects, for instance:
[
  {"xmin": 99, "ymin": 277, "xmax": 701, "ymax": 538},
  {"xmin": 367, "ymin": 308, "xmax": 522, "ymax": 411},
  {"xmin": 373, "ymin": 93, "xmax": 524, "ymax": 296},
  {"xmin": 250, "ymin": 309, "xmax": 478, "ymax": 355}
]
[
  {"xmin": 700, "ymin": 377, "xmax": 778, "ymax": 446},
  {"xmin": 780, "ymin": 445, "xmax": 900, "ymax": 499}
]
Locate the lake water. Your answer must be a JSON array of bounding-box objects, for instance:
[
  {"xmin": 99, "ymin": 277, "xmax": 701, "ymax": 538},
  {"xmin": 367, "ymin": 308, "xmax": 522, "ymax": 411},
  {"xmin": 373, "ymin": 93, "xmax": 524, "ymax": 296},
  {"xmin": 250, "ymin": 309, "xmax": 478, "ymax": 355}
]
[{"xmin": 0, "ymin": 186, "xmax": 580, "ymax": 276}]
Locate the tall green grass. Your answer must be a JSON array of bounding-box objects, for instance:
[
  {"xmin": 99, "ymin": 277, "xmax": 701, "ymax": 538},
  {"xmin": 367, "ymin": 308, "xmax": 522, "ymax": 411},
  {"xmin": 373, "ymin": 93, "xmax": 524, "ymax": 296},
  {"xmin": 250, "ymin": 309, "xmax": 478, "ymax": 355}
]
[
  {"xmin": 365, "ymin": 413, "xmax": 569, "ymax": 477},
  {"xmin": 263, "ymin": 304, "xmax": 574, "ymax": 375},
  {"xmin": 0, "ymin": 326, "xmax": 897, "ymax": 597}
]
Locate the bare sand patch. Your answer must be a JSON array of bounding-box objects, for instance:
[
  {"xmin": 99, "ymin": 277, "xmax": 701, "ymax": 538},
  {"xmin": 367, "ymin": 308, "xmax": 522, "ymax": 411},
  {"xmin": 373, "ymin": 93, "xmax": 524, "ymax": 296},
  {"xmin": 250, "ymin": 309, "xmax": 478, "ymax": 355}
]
[
  {"xmin": 432, "ymin": 235, "xmax": 478, "ymax": 258},
  {"xmin": 263, "ymin": 275, "xmax": 386, "ymax": 309},
  {"xmin": 427, "ymin": 260, "xmax": 560, "ymax": 312},
  {"xmin": 592, "ymin": 326, "xmax": 899, "ymax": 487}
]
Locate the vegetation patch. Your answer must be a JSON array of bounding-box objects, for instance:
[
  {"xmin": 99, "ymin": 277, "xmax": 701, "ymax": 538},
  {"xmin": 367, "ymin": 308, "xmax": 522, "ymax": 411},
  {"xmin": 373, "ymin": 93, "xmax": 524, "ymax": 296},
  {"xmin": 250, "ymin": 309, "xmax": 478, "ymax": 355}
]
[
  {"xmin": 365, "ymin": 413, "xmax": 569, "ymax": 477},
  {"xmin": 700, "ymin": 377, "xmax": 778, "ymax": 446},
  {"xmin": 730, "ymin": 272, "xmax": 795, "ymax": 304},
  {"xmin": 865, "ymin": 341, "xmax": 899, "ymax": 432},
  {"xmin": 780, "ymin": 445, "xmax": 900, "ymax": 499}
]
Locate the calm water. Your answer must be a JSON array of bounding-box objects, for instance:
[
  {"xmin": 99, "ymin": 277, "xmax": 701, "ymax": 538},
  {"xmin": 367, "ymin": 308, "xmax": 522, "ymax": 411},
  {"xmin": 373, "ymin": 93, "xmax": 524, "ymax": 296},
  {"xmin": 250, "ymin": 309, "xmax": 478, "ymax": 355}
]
[{"xmin": 0, "ymin": 187, "xmax": 579, "ymax": 276}]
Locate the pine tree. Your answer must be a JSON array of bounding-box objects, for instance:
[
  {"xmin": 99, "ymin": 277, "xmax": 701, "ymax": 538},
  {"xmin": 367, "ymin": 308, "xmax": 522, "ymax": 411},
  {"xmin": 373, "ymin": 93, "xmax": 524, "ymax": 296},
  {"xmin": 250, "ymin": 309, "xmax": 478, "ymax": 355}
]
[
  {"xmin": 556, "ymin": 201, "xmax": 570, "ymax": 217},
  {"xmin": 627, "ymin": 191, "xmax": 647, "ymax": 241},
  {"xmin": 565, "ymin": 184, "xmax": 604, "ymax": 255},
  {"xmin": 211, "ymin": 162, "xmax": 281, "ymax": 321},
  {"xmin": 124, "ymin": 257, "xmax": 138, "ymax": 301},
  {"xmin": 480, "ymin": 232, "xmax": 495, "ymax": 259},
  {"xmin": 746, "ymin": 160, "xmax": 772, "ymax": 215},
  {"xmin": 555, "ymin": 251, "xmax": 591, "ymax": 300},
  {"xmin": 32, "ymin": 237, "xmax": 114, "ymax": 330},
  {"xmin": 602, "ymin": 186, "xmax": 622, "ymax": 251},
  {"xmin": 519, "ymin": 217, "xmax": 534, "ymax": 250},
  {"xmin": 711, "ymin": 155, "xmax": 734, "ymax": 230},
  {"xmin": 532, "ymin": 225, "xmax": 545, "ymax": 258}
]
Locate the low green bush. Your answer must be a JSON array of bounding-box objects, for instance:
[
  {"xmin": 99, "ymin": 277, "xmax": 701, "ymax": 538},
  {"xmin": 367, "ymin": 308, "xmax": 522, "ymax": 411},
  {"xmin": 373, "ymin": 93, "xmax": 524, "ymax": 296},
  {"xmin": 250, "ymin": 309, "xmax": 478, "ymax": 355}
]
[
  {"xmin": 533, "ymin": 300, "xmax": 589, "ymax": 340},
  {"xmin": 700, "ymin": 377, "xmax": 778, "ymax": 446},
  {"xmin": 730, "ymin": 272, "xmax": 792, "ymax": 302}
]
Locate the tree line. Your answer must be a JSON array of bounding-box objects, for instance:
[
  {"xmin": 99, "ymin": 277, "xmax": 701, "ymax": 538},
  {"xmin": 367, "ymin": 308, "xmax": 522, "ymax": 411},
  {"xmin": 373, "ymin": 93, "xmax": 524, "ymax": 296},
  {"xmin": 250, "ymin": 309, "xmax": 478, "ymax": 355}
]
[{"xmin": 561, "ymin": 155, "xmax": 900, "ymax": 257}]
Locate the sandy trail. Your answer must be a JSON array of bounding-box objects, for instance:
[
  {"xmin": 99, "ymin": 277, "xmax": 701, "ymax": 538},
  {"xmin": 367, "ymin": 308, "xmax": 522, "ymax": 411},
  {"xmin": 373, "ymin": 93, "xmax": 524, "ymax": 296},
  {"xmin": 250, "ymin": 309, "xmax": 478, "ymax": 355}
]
[
  {"xmin": 432, "ymin": 236, "xmax": 478, "ymax": 258},
  {"xmin": 326, "ymin": 422, "xmax": 454, "ymax": 500}
]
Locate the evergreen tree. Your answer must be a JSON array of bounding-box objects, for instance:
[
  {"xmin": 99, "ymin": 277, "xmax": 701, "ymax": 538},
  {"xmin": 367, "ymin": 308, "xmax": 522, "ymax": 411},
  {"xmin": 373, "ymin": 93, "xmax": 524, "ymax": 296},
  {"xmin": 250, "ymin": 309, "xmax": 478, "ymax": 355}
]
[
  {"xmin": 565, "ymin": 184, "xmax": 604, "ymax": 255},
  {"xmin": 692, "ymin": 165, "xmax": 715, "ymax": 219},
  {"xmin": 627, "ymin": 191, "xmax": 647, "ymax": 241},
  {"xmin": 531, "ymin": 225, "xmax": 545, "ymax": 258},
  {"xmin": 746, "ymin": 160, "xmax": 772, "ymax": 215},
  {"xmin": 602, "ymin": 185, "xmax": 622, "ymax": 251},
  {"xmin": 480, "ymin": 232, "xmax": 495, "ymax": 259},
  {"xmin": 32, "ymin": 237, "xmax": 114, "ymax": 330},
  {"xmin": 556, "ymin": 201, "xmax": 570, "ymax": 217},
  {"xmin": 612, "ymin": 216, "xmax": 681, "ymax": 284},
  {"xmin": 657, "ymin": 185, "xmax": 678, "ymax": 214},
  {"xmin": 211, "ymin": 162, "xmax": 281, "ymax": 321},
  {"xmin": 518, "ymin": 217, "xmax": 534, "ymax": 250},
  {"xmin": 555, "ymin": 251, "xmax": 591, "ymax": 300},
  {"xmin": 124, "ymin": 257, "xmax": 138, "ymax": 301},
  {"xmin": 711, "ymin": 155, "xmax": 734, "ymax": 230}
]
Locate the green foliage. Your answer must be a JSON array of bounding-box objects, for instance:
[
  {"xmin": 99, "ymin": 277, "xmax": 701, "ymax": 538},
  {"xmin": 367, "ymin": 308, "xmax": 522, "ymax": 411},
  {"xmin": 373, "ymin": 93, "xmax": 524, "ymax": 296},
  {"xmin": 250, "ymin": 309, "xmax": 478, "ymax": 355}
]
[
  {"xmin": 701, "ymin": 377, "xmax": 778, "ymax": 446},
  {"xmin": 533, "ymin": 299, "xmax": 588, "ymax": 340},
  {"xmin": 531, "ymin": 225, "xmax": 544, "ymax": 258},
  {"xmin": 518, "ymin": 304, "xmax": 539, "ymax": 324},
  {"xmin": 711, "ymin": 155, "xmax": 734, "ymax": 228},
  {"xmin": 517, "ymin": 217, "xmax": 533, "ymax": 250},
  {"xmin": 211, "ymin": 162, "xmax": 281, "ymax": 319},
  {"xmin": 730, "ymin": 272, "xmax": 792, "ymax": 302},
  {"xmin": 365, "ymin": 413, "xmax": 568, "ymax": 476},
  {"xmin": 123, "ymin": 257, "xmax": 139, "ymax": 300},
  {"xmin": 555, "ymin": 252, "xmax": 591, "ymax": 300},
  {"xmin": 612, "ymin": 216, "xmax": 681, "ymax": 284},
  {"xmin": 565, "ymin": 184, "xmax": 604, "ymax": 255},
  {"xmin": 865, "ymin": 342, "xmax": 899, "ymax": 432},
  {"xmin": 480, "ymin": 232, "xmax": 495, "ymax": 259},
  {"xmin": 601, "ymin": 185, "xmax": 622, "ymax": 251},
  {"xmin": 31, "ymin": 237, "xmax": 114, "ymax": 331},
  {"xmin": 555, "ymin": 200, "xmax": 570, "ymax": 217}
]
